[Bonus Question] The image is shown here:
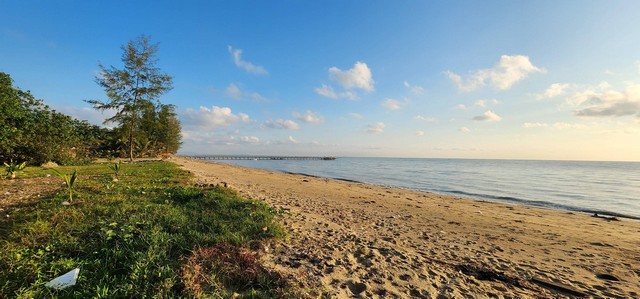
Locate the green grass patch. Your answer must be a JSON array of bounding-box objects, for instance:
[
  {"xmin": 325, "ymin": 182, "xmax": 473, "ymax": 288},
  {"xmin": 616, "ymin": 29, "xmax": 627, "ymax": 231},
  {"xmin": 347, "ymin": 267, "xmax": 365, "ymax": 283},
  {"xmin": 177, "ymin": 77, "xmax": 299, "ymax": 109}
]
[{"xmin": 0, "ymin": 161, "xmax": 298, "ymax": 298}]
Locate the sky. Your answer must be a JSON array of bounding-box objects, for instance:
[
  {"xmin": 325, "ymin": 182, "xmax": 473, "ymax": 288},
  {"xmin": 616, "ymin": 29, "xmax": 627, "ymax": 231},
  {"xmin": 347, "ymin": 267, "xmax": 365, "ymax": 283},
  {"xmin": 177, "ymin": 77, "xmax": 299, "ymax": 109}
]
[{"xmin": 2, "ymin": 1, "xmax": 640, "ymax": 161}]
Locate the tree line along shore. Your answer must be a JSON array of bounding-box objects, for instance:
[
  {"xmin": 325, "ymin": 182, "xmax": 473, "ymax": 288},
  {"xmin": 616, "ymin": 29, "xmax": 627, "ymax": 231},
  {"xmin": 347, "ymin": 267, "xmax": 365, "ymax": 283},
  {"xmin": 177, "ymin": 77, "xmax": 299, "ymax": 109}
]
[{"xmin": 1, "ymin": 35, "xmax": 180, "ymax": 169}]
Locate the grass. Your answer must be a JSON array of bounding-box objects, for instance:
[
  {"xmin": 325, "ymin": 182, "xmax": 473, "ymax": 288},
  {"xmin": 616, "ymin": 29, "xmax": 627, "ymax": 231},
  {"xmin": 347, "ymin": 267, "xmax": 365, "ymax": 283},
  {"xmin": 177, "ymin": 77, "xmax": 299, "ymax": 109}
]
[{"xmin": 0, "ymin": 161, "xmax": 302, "ymax": 298}]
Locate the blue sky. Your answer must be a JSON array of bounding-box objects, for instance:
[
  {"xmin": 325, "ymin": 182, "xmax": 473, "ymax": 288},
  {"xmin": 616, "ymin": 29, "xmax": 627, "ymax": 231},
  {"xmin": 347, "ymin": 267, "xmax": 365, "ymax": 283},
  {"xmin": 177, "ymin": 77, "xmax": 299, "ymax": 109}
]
[{"xmin": 2, "ymin": 1, "xmax": 640, "ymax": 161}]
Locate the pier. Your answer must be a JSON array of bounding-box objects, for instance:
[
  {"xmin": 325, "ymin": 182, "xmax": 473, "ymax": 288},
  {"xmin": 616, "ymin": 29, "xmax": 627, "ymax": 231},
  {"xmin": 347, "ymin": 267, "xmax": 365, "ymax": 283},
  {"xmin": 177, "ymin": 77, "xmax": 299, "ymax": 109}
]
[{"xmin": 186, "ymin": 155, "xmax": 336, "ymax": 161}]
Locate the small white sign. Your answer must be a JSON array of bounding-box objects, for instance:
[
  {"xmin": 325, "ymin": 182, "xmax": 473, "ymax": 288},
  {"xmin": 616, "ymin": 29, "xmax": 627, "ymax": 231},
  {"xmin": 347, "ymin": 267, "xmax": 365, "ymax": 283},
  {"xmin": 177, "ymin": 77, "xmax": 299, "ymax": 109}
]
[{"xmin": 45, "ymin": 268, "xmax": 80, "ymax": 290}]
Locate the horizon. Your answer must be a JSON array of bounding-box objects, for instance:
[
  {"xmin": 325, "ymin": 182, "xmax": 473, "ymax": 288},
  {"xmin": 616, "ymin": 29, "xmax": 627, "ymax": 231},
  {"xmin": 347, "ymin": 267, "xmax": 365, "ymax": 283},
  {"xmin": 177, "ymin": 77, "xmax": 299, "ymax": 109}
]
[
  {"xmin": 181, "ymin": 153, "xmax": 640, "ymax": 163},
  {"xmin": 2, "ymin": 1, "xmax": 640, "ymax": 162}
]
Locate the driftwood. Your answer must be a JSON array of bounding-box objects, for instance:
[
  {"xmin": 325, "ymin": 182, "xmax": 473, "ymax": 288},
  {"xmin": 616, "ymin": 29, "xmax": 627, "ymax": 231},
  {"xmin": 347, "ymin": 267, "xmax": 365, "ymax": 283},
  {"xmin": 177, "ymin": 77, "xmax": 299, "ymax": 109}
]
[{"xmin": 591, "ymin": 213, "xmax": 620, "ymax": 221}]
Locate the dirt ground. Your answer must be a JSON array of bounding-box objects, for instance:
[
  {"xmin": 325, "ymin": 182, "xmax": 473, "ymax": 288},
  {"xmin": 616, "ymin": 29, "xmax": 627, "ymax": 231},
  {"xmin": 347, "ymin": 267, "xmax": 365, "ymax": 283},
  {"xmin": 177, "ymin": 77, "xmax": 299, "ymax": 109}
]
[{"xmin": 0, "ymin": 176, "xmax": 62, "ymax": 222}]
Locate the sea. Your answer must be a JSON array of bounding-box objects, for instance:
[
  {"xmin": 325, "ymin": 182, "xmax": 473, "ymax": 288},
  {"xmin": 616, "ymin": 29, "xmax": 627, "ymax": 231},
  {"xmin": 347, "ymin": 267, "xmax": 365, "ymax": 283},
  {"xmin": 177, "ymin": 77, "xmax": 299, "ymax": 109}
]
[{"xmin": 214, "ymin": 157, "xmax": 640, "ymax": 220}]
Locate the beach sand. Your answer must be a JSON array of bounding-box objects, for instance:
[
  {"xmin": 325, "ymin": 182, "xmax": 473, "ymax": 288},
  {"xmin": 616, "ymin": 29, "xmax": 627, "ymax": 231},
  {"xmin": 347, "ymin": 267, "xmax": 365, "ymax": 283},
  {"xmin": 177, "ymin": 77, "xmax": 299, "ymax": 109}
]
[{"xmin": 175, "ymin": 157, "xmax": 640, "ymax": 298}]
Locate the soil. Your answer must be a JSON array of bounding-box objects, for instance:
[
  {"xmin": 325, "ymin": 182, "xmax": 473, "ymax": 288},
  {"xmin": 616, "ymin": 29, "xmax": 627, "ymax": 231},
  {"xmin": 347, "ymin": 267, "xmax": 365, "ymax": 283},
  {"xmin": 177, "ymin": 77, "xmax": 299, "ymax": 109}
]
[{"xmin": 0, "ymin": 176, "xmax": 62, "ymax": 222}]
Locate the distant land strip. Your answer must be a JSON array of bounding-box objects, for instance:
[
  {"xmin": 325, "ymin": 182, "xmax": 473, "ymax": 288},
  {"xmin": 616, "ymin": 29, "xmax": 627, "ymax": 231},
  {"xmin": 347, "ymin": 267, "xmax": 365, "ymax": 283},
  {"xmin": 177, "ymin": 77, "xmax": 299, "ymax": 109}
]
[{"xmin": 184, "ymin": 155, "xmax": 337, "ymax": 161}]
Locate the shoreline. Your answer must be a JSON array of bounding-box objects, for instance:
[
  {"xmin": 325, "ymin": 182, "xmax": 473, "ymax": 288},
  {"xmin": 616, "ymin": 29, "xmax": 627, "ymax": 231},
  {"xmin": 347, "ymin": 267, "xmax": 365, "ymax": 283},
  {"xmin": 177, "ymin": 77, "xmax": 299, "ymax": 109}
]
[
  {"xmin": 228, "ymin": 162, "xmax": 640, "ymax": 221},
  {"xmin": 174, "ymin": 157, "xmax": 640, "ymax": 298}
]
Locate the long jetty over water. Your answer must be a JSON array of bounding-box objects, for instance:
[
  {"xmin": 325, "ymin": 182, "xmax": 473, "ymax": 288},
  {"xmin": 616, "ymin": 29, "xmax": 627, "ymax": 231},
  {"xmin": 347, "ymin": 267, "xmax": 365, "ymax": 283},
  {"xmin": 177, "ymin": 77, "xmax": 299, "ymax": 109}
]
[{"xmin": 186, "ymin": 155, "xmax": 337, "ymax": 161}]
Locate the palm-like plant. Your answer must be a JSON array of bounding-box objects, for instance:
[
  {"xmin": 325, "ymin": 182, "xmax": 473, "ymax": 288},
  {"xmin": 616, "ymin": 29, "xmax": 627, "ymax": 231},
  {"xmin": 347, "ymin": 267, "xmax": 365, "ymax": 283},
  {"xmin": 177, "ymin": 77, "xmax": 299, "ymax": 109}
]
[
  {"xmin": 52, "ymin": 169, "xmax": 78, "ymax": 203},
  {"xmin": 110, "ymin": 162, "xmax": 121, "ymax": 182},
  {"xmin": 4, "ymin": 160, "xmax": 26, "ymax": 179}
]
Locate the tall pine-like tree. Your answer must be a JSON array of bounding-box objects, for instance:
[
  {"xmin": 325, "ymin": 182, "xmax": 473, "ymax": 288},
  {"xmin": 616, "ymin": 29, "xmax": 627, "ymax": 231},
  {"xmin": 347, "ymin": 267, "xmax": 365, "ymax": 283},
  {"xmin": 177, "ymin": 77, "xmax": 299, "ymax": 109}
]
[
  {"xmin": 87, "ymin": 35, "xmax": 173, "ymax": 161},
  {"xmin": 156, "ymin": 104, "xmax": 182, "ymax": 154}
]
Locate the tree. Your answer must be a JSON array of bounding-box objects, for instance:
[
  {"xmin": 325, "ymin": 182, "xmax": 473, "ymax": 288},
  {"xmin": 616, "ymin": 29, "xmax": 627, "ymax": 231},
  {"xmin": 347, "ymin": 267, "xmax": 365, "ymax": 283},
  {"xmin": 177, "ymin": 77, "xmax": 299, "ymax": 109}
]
[
  {"xmin": 0, "ymin": 72, "xmax": 37, "ymax": 162},
  {"xmin": 133, "ymin": 103, "xmax": 182, "ymax": 157},
  {"xmin": 156, "ymin": 104, "xmax": 182, "ymax": 154},
  {"xmin": 1, "ymin": 72, "xmax": 115, "ymax": 165},
  {"xmin": 87, "ymin": 35, "xmax": 173, "ymax": 161}
]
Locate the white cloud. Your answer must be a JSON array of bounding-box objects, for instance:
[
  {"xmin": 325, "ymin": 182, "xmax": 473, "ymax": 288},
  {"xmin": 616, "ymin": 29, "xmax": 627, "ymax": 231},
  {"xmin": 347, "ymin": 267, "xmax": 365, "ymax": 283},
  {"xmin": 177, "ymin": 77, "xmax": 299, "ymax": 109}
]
[
  {"xmin": 553, "ymin": 122, "xmax": 587, "ymax": 129},
  {"xmin": 522, "ymin": 122, "xmax": 586, "ymax": 129},
  {"xmin": 472, "ymin": 110, "xmax": 502, "ymax": 122},
  {"xmin": 415, "ymin": 115, "xmax": 436, "ymax": 122},
  {"xmin": 566, "ymin": 82, "xmax": 611, "ymax": 106},
  {"xmin": 349, "ymin": 112, "xmax": 364, "ymax": 119},
  {"xmin": 239, "ymin": 136, "xmax": 260, "ymax": 144},
  {"xmin": 328, "ymin": 61, "xmax": 374, "ymax": 92},
  {"xmin": 55, "ymin": 106, "xmax": 117, "ymax": 126},
  {"xmin": 454, "ymin": 104, "xmax": 466, "ymax": 110},
  {"xmin": 522, "ymin": 122, "xmax": 549, "ymax": 128},
  {"xmin": 293, "ymin": 111, "xmax": 324, "ymax": 124},
  {"xmin": 225, "ymin": 83, "xmax": 242, "ymax": 99},
  {"xmin": 415, "ymin": 130, "xmax": 425, "ymax": 136},
  {"xmin": 474, "ymin": 99, "xmax": 499, "ymax": 107},
  {"xmin": 225, "ymin": 83, "xmax": 267, "ymax": 102},
  {"xmin": 228, "ymin": 46, "xmax": 267, "ymax": 75},
  {"xmin": 367, "ymin": 122, "xmax": 386, "ymax": 134},
  {"xmin": 264, "ymin": 119, "xmax": 300, "ymax": 130},
  {"xmin": 538, "ymin": 83, "xmax": 570, "ymax": 99},
  {"xmin": 381, "ymin": 98, "xmax": 403, "ymax": 111},
  {"xmin": 403, "ymin": 81, "xmax": 425, "ymax": 95},
  {"xmin": 183, "ymin": 106, "xmax": 251, "ymax": 129},
  {"xmin": 570, "ymin": 82, "xmax": 640, "ymax": 118},
  {"xmin": 447, "ymin": 55, "xmax": 544, "ymax": 92},
  {"xmin": 315, "ymin": 84, "xmax": 337, "ymax": 99},
  {"xmin": 459, "ymin": 127, "xmax": 471, "ymax": 133},
  {"xmin": 288, "ymin": 136, "xmax": 300, "ymax": 144},
  {"xmin": 181, "ymin": 131, "xmax": 262, "ymax": 147},
  {"xmin": 315, "ymin": 84, "xmax": 358, "ymax": 100}
]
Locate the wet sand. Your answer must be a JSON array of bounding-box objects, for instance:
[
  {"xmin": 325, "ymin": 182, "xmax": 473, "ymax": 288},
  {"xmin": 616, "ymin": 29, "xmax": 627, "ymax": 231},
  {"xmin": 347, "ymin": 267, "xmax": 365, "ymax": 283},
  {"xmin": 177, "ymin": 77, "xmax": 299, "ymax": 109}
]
[{"xmin": 175, "ymin": 157, "xmax": 640, "ymax": 298}]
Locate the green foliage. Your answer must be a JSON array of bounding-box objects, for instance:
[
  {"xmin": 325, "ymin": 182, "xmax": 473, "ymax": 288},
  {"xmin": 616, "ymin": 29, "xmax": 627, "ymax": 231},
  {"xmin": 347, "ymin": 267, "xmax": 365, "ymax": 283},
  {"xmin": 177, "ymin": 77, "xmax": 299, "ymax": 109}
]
[
  {"xmin": 135, "ymin": 103, "xmax": 182, "ymax": 157},
  {"xmin": 51, "ymin": 169, "xmax": 78, "ymax": 203},
  {"xmin": 3, "ymin": 160, "xmax": 26, "ymax": 178},
  {"xmin": 0, "ymin": 162, "xmax": 295, "ymax": 298},
  {"xmin": 109, "ymin": 162, "xmax": 120, "ymax": 181},
  {"xmin": 0, "ymin": 72, "xmax": 117, "ymax": 165},
  {"xmin": 87, "ymin": 35, "xmax": 175, "ymax": 161}
]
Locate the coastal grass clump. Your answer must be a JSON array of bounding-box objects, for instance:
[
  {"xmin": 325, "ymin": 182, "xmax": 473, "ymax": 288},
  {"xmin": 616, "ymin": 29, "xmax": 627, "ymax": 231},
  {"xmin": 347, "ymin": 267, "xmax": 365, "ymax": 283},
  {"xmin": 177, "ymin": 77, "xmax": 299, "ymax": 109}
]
[
  {"xmin": 182, "ymin": 243, "xmax": 293, "ymax": 298},
  {"xmin": 0, "ymin": 161, "xmax": 291, "ymax": 298},
  {"xmin": 3, "ymin": 159, "xmax": 26, "ymax": 179}
]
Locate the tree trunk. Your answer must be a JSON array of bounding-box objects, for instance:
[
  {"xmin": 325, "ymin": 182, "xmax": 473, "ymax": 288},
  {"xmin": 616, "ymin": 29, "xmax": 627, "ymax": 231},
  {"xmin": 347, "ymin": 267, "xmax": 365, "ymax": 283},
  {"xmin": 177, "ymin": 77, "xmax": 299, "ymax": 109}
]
[{"xmin": 129, "ymin": 124, "xmax": 134, "ymax": 162}]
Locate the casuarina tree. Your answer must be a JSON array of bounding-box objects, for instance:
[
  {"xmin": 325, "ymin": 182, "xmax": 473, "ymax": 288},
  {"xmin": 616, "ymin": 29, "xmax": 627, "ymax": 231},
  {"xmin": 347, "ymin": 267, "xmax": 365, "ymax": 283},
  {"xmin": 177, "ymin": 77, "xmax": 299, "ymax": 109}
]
[{"xmin": 87, "ymin": 35, "xmax": 173, "ymax": 161}]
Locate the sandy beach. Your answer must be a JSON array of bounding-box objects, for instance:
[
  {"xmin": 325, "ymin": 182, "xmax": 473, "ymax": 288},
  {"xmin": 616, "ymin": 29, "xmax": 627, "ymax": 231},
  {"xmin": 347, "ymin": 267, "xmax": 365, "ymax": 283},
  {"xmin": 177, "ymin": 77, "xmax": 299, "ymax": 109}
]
[{"xmin": 175, "ymin": 157, "xmax": 640, "ymax": 298}]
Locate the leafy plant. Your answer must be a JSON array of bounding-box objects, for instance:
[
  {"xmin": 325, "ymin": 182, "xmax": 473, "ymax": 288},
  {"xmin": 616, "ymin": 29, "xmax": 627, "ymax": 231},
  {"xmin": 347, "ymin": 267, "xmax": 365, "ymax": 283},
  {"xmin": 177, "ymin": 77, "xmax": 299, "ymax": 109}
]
[
  {"xmin": 4, "ymin": 159, "xmax": 26, "ymax": 179},
  {"xmin": 109, "ymin": 162, "xmax": 121, "ymax": 182},
  {"xmin": 0, "ymin": 162, "xmax": 303, "ymax": 298},
  {"xmin": 52, "ymin": 168, "xmax": 78, "ymax": 203},
  {"xmin": 86, "ymin": 35, "xmax": 174, "ymax": 161}
]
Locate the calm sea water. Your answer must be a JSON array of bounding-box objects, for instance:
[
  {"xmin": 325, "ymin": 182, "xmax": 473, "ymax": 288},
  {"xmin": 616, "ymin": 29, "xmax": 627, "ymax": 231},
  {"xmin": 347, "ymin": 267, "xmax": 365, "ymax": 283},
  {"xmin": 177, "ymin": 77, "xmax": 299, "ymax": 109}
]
[{"xmin": 214, "ymin": 157, "xmax": 640, "ymax": 219}]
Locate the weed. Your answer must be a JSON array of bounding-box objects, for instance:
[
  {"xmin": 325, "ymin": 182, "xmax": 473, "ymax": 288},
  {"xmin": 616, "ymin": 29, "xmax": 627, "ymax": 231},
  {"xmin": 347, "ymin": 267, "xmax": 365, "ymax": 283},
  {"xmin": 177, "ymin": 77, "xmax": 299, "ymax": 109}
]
[
  {"xmin": 4, "ymin": 159, "xmax": 26, "ymax": 179},
  {"xmin": 109, "ymin": 162, "xmax": 121, "ymax": 182},
  {"xmin": 51, "ymin": 168, "xmax": 78, "ymax": 203}
]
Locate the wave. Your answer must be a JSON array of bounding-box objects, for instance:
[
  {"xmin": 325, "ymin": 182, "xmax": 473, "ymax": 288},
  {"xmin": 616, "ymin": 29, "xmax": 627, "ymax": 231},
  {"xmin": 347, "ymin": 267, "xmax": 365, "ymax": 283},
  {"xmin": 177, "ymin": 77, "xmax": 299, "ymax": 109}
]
[
  {"xmin": 439, "ymin": 189, "xmax": 640, "ymax": 220},
  {"xmin": 212, "ymin": 158, "xmax": 640, "ymax": 220}
]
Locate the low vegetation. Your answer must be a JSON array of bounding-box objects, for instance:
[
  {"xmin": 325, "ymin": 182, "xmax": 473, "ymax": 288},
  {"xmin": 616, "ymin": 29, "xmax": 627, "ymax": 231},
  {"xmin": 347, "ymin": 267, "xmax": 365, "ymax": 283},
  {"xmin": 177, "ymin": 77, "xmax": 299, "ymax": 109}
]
[
  {"xmin": 51, "ymin": 168, "xmax": 78, "ymax": 203},
  {"xmin": 3, "ymin": 159, "xmax": 26, "ymax": 179},
  {"xmin": 0, "ymin": 161, "xmax": 303, "ymax": 298}
]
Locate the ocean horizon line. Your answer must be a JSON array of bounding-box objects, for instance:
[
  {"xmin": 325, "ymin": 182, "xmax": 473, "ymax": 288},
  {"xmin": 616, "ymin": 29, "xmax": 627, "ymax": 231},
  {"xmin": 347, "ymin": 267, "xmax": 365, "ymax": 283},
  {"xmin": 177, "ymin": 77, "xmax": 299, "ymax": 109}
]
[{"xmin": 179, "ymin": 154, "xmax": 640, "ymax": 164}]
